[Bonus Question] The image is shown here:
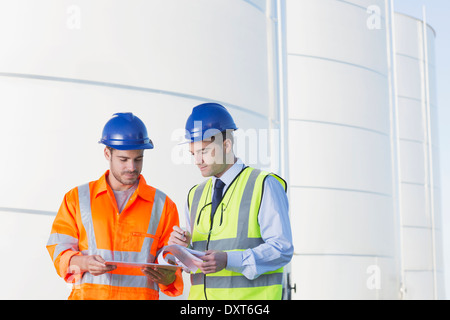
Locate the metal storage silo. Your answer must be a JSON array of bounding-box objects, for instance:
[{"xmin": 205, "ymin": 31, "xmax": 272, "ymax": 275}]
[
  {"xmin": 392, "ymin": 12, "xmax": 444, "ymax": 300},
  {"xmin": 285, "ymin": 0, "xmax": 400, "ymax": 299},
  {"xmin": 0, "ymin": 0, "xmax": 282, "ymax": 299}
]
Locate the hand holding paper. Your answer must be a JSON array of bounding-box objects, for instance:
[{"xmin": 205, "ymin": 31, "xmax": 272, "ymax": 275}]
[
  {"xmin": 191, "ymin": 250, "xmax": 227, "ymax": 274},
  {"xmin": 104, "ymin": 244, "xmax": 205, "ymax": 274},
  {"xmin": 157, "ymin": 244, "xmax": 205, "ymax": 273}
]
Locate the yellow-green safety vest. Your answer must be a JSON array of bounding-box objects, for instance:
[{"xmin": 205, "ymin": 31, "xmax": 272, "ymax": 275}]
[{"xmin": 187, "ymin": 166, "xmax": 287, "ymax": 300}]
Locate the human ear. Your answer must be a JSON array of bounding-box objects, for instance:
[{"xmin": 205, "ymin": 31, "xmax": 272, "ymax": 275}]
[
  {"xmin": 223, "ymin": 139, "xmax": 233, "ymax": 154},
  {"xmin": 104, "ymin": 147, "xmax": 111, "ymax": 161}
]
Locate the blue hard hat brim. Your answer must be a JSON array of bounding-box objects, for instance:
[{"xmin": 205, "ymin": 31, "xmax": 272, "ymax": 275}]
[{"xmin": 99, "ymin": 139, "xmax": 154, "ymax": 150}]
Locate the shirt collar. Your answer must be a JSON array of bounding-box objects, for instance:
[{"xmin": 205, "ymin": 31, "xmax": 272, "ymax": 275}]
[{"xmin": 212, "ymin": 158, "xmax": 245, "ymax": 189}]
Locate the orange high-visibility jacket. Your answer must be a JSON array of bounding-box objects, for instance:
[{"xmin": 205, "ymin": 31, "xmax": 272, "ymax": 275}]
[{"xmin": 46, "ymin": 171, "xmax": 183, "ymax": 300}]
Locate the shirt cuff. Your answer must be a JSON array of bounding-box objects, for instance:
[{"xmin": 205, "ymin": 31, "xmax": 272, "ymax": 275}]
[
  {"xmin": 61, "ymin": 250, "xmax": 83, "ymax": 283},
  {"xmin": 226, "ymin": 251, "xmax": 244, "ymax": 273},
  {"xmin": 159, "ymin": 268, "xmax": 184, "ymax": 297}
]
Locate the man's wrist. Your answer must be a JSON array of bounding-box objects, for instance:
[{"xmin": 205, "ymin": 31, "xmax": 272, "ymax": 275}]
[{"xmin": 68, "ymin": 254, "xmax": 86, "ymax": 273}]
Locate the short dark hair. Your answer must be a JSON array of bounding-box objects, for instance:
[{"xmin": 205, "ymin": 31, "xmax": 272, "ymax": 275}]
[
  {"xmin": 106, "ymin": 146, "xmax": 115, "ymax": 154},
  {"xmin": 209, "ymin": 130, "xmax": 234, "ymax": 145}
]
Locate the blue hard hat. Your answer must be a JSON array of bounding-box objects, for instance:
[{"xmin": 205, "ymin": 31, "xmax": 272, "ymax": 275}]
[
  {"xmin": 99, "ymin": 113, "xmax": 154, "ymax": 150},
  {"xmin": 185, "ymin": 103, "xmax": 237, "ymax": 142}
]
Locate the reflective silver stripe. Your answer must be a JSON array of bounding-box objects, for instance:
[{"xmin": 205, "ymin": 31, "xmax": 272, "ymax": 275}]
[
  {"xmin": 47, "ymin": 233, "xmax": 79, "ymax": 262},
  {"xmin": 78, "ymin": 270, "xmax": 111, "ymax": 286},
  {"xmin": 80, "ymin": 249, "xmax": 156, "ymax": 265},
  {"xmin": 192, "ymin": 238, "xmax": 264, "ymax": 252},
  {"xmin": 113, "ymin": 274, "xmax": 157, "ymax": 289},
  {"xmin": 78, "ymin": 183, "xmax": 97, "ymax": 254},
  {"xmin": 189, "ymin": 180, "xmax": 208, "ymax": 235},
  {"xmin": 235, "ymin": 168, "xmax": 261, "ymax": 246},
  {"xmin": 79, "ymin": 248, "xmax": 158, "ymax": 290},
  {"xmin": 142, "ymin": 189, "xmax": 166, "ymax": 262},
  {"xmin": 76, "ymin": 183, "xmax": 163, "ymax": 291},
  {"xmin": 78, "ymin": 272, "xmax": 158, "ymax": 290},
  {"xmin": 191, "ymin": 273, "xmax": 283, "ymax": 288}
]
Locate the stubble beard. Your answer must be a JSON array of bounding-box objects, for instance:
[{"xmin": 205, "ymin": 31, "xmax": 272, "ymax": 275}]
[{"xmin": 111, "ymin": 168, "xmax": 139, "ymax": 186}]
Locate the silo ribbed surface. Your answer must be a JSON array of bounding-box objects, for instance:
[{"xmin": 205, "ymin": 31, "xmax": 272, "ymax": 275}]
[
  {"xmin": 0, "ymin": 0, "xmax": 281, "ymax": 299},
  {"xmin": 393, "ymin": 12, "xmax": 444, "ymax": 300},
  {"xmin": 285, "ymin": 0, "xmax": 399, "ymax": 299}
]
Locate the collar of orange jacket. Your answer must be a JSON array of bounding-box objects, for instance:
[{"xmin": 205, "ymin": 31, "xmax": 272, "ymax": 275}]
[{"xmin": 92, "ymin": 170, "xmax": 155, "ymax": 203}]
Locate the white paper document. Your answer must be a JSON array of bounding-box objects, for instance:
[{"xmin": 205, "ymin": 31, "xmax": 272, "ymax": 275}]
[
  {"xmin": 104, "ymin": 244, "xmax": 205, "ymax": 273},
  {"xmin": 157, "ymin": 244, "xmax": 205, "ymax": 273}
]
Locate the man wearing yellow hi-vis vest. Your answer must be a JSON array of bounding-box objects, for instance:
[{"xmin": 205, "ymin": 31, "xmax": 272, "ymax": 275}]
[{"xmin": 169, "ymin": 103, "xmax": 293, "ymax": 300}]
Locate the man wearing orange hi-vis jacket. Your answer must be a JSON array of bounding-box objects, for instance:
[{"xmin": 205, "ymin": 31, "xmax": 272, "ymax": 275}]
[{"xmin": 46, "ymin": 113, "xmax": 183, "ymax": 300}]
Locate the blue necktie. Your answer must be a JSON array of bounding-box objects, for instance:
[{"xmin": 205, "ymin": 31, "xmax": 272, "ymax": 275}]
[{"xmin": 211, "ymin": 179, "xmax": 225, "ymax": 220}]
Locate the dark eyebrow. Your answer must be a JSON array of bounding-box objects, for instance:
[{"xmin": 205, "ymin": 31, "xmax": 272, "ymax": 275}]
[
  {"xmin": 191, "ymin": 147, "xmax": 210, "ymax": 155},
  {"xmin": 117, "ymin": 155, "xmax": 143, "ymax": 160}
]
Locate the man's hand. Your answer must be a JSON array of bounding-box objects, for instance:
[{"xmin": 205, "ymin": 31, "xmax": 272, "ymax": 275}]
[
  {"xmin": 141, "ymin": 266, "xmax": 176, "ymax": 286},
  {"xmin": 192, "ymin": 250, "xmax": 227, "ymax": 274},
  {"xmin": 168, "ymin": 226, "xmax": 191, "ymax": 247},
  {"xmin": 69, "ymin": 255, "xmax": 116, "ymax": 276}
]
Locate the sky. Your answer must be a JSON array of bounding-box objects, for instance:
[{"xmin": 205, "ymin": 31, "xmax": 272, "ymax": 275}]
[{"xmin": 392, "ymin": 0, "xmax": 450, "ymax": 297}]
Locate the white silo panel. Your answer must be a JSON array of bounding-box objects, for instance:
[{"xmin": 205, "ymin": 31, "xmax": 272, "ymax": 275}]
[
  {"xmin": 402, "ymin": 227, "xmax": 433, "ymax": 271},
  {"xmin": 0, "ymin": 0, "xmax": 271, "ymax": 115},
  {"xmin": 345, "ymin": 0, "xmax": 386, "ymax": 7},
  {"xmin": 0, "ymin": 211, "xmax": 71, "ymax": 299},
  {"xmin": 377, "ymin": 256, "xmax": 402, "ymax": 299},
  {"xmin": 287, "ymin": 56, "xmax": 390, "ymax": 134},
  {"xmin": 425, "ymin": 26, "xmax": 437, "ymax": 66},
  {"xmin": 397, "ymin": 98, "xmax": 425, "ymax": 142},
  {"xmin": 431, "ymin": 154, "xmax": 441, "ymax": 194},
  {"xmin": 403, "ymin": 271, "xmax": 434, "ymax": 300},
  {"xmin": 286, "ymin": 0, "xmax": 388, "ymax": 75},
  {"xmin": 291, "ymin": 255, "xmax": 397, "ymax": 300},
  {"xmin": 431, "ymin": 136, "xmax": 441, "ymax": 189},
  {"xmin": 399, "ymin": 184, "xmax": 429, "ymax": 228},
  {"xmin": 393, "ymin": 12, "xmax": 443, "ymax": 299},
  {"xmin": 436, "ymin": 271, "xmax": 446, "ymax": 299},
  {"xmin": 430, "ymin": 105, "xmax": 440, "ymax": 147},
  {"xmin": 434, "ymin": 227, "xmax": 445, "ymax": 298},
  {"xmin": 435, "ymin": 228, "xmax": 445, "ymax": 270},
  {"xmin": 288, "ymin": 122, "xmax": 392, "ymax": 195},
  {"xmin": 285, "ymin": 0, "xmax": 400, "ymax": 299},
  {"xmin": 398, "ymin": 140, "xmax": 426, "ymax": 185},
  {"xmin": 290, "ymin": 188, "xmax": 395, "ymax": 256},
  {"xmin": 395, "ymin": 56, "xmax": 424, "ymax": 101},
  {"xmin": 244, "ymin": 0, "xmax": 267, "ymax": 11},
  {"xmin": 429, "ymin": 76, "xmax": 438, "ymax": 110},
  {"xmin": 394, "ymin": 14, "xmax": 424, "ymax": 59}
]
